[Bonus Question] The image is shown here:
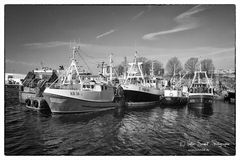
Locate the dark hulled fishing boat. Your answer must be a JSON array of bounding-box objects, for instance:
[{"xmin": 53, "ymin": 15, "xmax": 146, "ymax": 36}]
[
  {"xmin": 188, "ymin": 68, "xmax": 214, "ymax": 108},
  {"xmin": 121, "ymin": 53, "xmax": 162, "ymax": 104},
  {"xmin": 224, "ymin": 90, "xmax": 235, "ymax": 104}
]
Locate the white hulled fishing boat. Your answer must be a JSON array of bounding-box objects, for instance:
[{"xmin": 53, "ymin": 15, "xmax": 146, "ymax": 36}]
[
  {"xmin": 161, "ymin": 68, "xmax": 188, "ymax": 106},
  {"xmin": 121, "ymin": 52, "xmax": 163, "ymax": 106},
  {"xmin": 43, "ymin": 46, "xmax": 123, "ymax": 114}
]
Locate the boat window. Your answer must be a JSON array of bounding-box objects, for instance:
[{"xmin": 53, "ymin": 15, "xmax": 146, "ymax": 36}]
[
  {"xmin": 87, "ymin": 85, "xmax": 90, "ymax": 88},
  {"xmin": 91, "ymin": 85, "xmax": 94, "ymax": 89},
  {"xmin": 105, "ymin": 86, "xmax": 107, "ymax": 90},
  {"xmin": 101, "ymin": 86, "xmax": 103, "ymax": 90},
  {"xmin": 190, "ymin": 88, "xmax": 193, "ymax": 93},
  {"xmin": 83, "ymin": 85, "xmax": 86, "ymax": 88}
]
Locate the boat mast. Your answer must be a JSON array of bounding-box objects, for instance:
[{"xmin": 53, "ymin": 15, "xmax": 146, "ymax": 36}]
[
  {"xmin": 198, "ymin": 61, "xmax": 201, "ymax": 83},
  {"xmin": 71, "ymin": 46, "xmax": 80, "ymax": 76},
  {"xmin": 124, "ymin": 56, "xmax": 127, "ymax": 79},
  {"xmin": 109, "ymin": 53, "xmax": 113, "ymax": 81},
  {"xmin": 173, "ymin": 64, "xmax": 176, "ymax": 77},
  {"xmin": 63, "ymin": 46, "xmax": 82, "ymax": 84},
  {"xmin": 125, "ymin": 51, "xmax": 145, "ymax": 84},
  {"xmin": 135, "ymin": 51, "xmax": 145, "ymax": 84},
  {"xmin": 171, "ymin": 64, "xmax": 176, "ymax": 84},
  {"xmin": 150, "ymin": 61, "xmax": 154, "ymax": 77}
]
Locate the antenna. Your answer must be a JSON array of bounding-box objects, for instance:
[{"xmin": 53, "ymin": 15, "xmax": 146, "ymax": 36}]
[
  {"xmin": 151, "ymin": 60, "xmax": 154, "ymax": 76},
  {"xmin": 199, "ymin": 56, "xmax": 202, "ymax": 72},
  {"xmin": 199, "ymin": 61, "xmax": 202, "ymax": 72},
  {"xmin": 76, "ymin": 47, "xmax": 92, "ymax": 73},
  {"xmin": 109, "ymin": 53, "xmax": 113, "ymax": 81},
  {"xmin": 134, "ymin": 51, "xmax": 138, "ymax": 64},
  {"xmin": 124, "ymin": 56, "xmax": 127, "ymax": 79},
  {"xmin": 173, "ymin": 64, "xmax": 176, "ymax": 77},
  {"xmin": 98, "ymin": 61, "xmax": 105, "ymax": 74},
  {"xmin": 134, "ymin": 41, "xmax": 137, "ymax": 52},
  {"xmin": 40, "ymin": 61, "xmax": 44, "ymax": 69}
]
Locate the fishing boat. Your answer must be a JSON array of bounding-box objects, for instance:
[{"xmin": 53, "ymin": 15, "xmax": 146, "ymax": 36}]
[
  {"xmin": 121, "ymin": 52, "xmax": 163, "ymax": 107},
  {"xmin": 161, "ymin": 88, "xmax": 188, "ymax": 106},
  {"xmin": 5, "ymin": 73, "xmax": 25, "ymax": 88},
  {"xmin": 160, "ymin": 68, "xmax": 188, "ymax": 106},
  {"xmin": 19, "ymin": 67, "xmax": 58, "ymax": 111},
  {"xmin": 188, "ymin": 65, "xmax": 214, "ymax": 108},
  {"xmin": 43, "ymin": 46, "xmax": 124, "ymax": 114},
  {"xmin": 224, "ymin": 90, "xmax": 235, "ymax": 104}
]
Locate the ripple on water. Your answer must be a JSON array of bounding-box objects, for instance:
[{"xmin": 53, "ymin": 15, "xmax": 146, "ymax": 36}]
[{"xmin": 5, "ymin": 88, "xmax": 235, "ymax": 155}]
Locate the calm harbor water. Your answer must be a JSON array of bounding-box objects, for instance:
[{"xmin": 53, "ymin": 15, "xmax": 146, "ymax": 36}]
[{"xmin": 5, "ymin": 87, "xmax": 235, "ymax": 155}]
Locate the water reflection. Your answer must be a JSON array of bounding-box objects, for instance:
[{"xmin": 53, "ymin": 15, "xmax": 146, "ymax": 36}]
[
  {"xmin": 5, "ymin": 87, "xmax": 236, "ymax": 155},
  {"xmin": 148, "ymin": 109, "xmax": 160, "ymax": 123},
  {"xmin": 162, "ymin": 109, "xmax": 178, "ymax": 127},
  {"xmin": 5, "ymin": 108, "xmax": 46, "ymax": 155},
  {"xmin": 187, "ymin": 106, "xmax": 213, "ymax": 118},
  {"xmin": 50, "ymin": 110, "xmax": 114, "ymax": 125}
]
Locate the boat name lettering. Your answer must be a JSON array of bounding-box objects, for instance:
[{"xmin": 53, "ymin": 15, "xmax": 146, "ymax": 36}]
[
  {"xmin": 142, "ymin": 88, "xmax": 149, "ymax": 92},
  {"xmin": 70, "ymin": 91, "xmax": 80, "ymax": 95}
]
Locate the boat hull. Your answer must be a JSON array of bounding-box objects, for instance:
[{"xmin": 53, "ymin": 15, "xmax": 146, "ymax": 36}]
[
  {"xmin": 161, "ymin": 96, "xmax": 188, "ymax": 106},
  {"xmin": 121, "ymin": 84, "xmax": 162, "ymax": 102},
  {"xmin": 224, "ymin": 91, "xmax": 235, "ymax": 104},
  {"xmin": 19, "ymin": 91, "xmax": 36, "ymax": 103},
  {"xmin": 25, "ymin": 97, "xmax": 50, "ymax": 111},
  {"xmin": 188, "ymin": 105, "xmax": 213, "ymax": 117},
  {"xmin": 188, "ymin": 94, "xmax": 213, "ymax": 108},
  {"xmin": 43, "ymin": 92, "xmax": 117, "ymax": 114},
  {"xmin": 123, "ymin": 89, "xmax": 160, "ymax": 102},
  {"xmin": 5, "ymin": 84, "xmax": 20, "ymax": 89},
  {"xmin": 126, "ymin": 101, "xmax": 159, "ymax": 110}
]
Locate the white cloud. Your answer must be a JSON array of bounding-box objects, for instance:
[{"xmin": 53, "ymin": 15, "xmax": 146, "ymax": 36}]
[
  {"xmin": 131, "ymin": 11, "xmax": 145, "ymax": 21},
  {"xmin": 24, "ymin": 41, "xmax": 90, "ymax": 49},
  {"xmin": 143, "ymin": 5, "xmax": 207, "ymax": 40},
  {"xmin": 24, "ymin": 41, "xmax": 69, "ymax": 48},
  {"xmin": 6, "ymin": 59, "xmax": 36, "ymax": 66},
  {"xmin": 204, "ymin": 47, "xmax": 235, "ymax": 56},
  {"xmin": 142, "ymin": 26, "xmax": 191, "ymax": 40},
  {"xmin": 96, "ymin": 29, "xmax": 116, "ymax": 39}
]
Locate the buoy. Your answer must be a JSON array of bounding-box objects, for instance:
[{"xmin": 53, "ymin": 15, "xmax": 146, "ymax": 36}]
[
  {"xmin": 33, "ymin": 100, "xmax": 39, "ymax": 108},
  {"xmin": 25, "ymin": 99, "xmax": 31, "ymax": 106}
]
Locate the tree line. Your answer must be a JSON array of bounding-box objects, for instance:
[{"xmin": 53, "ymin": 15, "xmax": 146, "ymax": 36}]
[{"xmin": 115, "ymin": 56, "xmax": 215, "ymax": 78}]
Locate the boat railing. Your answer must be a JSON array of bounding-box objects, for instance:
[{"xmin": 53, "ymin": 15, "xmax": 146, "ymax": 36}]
[
  {"xmin": 49, "ymin": 83, "xmax": 82, "ymax": 90},
  {"xmin": 189, "ymin": 87, "xmax": 213, "ymax": 94}
]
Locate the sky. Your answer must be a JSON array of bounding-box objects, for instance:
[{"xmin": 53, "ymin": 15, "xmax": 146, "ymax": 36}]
[{"xmin": 5, "ymin": 4, "xmax": 235, "ymax": 74}]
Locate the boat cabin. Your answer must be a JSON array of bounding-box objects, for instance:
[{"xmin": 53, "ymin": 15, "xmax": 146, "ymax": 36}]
[
  {"xmin": 82, "ymin": 81, "xmax": 110, "ymax": 92},
  {"xmin": 189, "ymin": 83, "xmax": 213, "ymax": 94},
  {"xmin": 125, "ymin": 77, "xmax": 144, "ymax": 85}
]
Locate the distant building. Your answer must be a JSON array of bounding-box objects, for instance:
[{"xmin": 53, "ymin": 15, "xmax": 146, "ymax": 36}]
[
  {"xmin": 5, "ymin": 73, "xmax": 26, "ymax": 84},
  {"xmin": 214, "ymin": 69, "xmax": 235, "ymax": 78}
]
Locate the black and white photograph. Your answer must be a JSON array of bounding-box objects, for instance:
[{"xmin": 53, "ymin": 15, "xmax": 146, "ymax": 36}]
[{"xmin": 4, "ymin": 2, "xmax": 237, "ymax": 157}]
